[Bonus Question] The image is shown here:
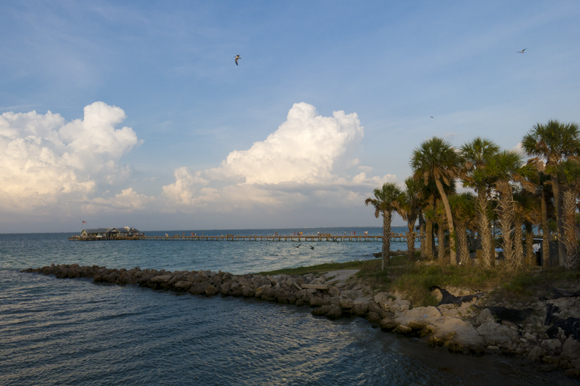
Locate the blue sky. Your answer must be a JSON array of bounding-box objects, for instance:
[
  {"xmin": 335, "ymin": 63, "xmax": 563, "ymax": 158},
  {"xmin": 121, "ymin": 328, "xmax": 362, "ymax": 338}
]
[{"xmin": 1, "ymin": 1, "xmax": 579, "ymax": 232}]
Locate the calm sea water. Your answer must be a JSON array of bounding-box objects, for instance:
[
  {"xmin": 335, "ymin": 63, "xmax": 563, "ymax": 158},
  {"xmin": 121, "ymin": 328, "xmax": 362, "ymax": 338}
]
[{"xmin": 0, "ymin": 227, "xmax": 574, "ymax": 385}]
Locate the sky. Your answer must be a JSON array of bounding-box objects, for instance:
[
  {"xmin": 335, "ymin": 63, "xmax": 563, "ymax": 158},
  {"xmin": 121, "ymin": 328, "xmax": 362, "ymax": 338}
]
[{"xmin": 1, "ymin": 1, "xmax": 580, "ymax": 233}]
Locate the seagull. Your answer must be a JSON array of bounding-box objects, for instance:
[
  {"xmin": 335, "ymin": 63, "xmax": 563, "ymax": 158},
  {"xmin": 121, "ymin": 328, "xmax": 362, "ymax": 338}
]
[
  {"xmin": 235, "ymin": 55, "xmax": 241, "ymax": 65},
  {"xmin": 517, "ymin": 48, "xmax": 526, "ymax": 53},
  {"xmin": 295, "ymin": 243, "xmax": 301, "ymax": 248},
  {"xmin": 310, "ymin": 245, "xmax": 314, "ymax": 250},
  {"xmin": 430, "ymin": 116, "xmax": 434, "ymax": 118}
]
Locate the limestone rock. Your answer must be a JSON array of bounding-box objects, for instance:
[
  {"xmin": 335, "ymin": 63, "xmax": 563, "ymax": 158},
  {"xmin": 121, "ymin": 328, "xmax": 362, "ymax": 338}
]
[
  {"xmin": 310, "ymin": 297, "xmax": 330, "ymax": 307},
  {"xmin": 562, "ymin": 338, "xmax": 580, "ymax": 360},
  {"xmin": 528, "ymin": 345, "xmax": 546, "ymax": 362},
  {"xmin": 367, "ymin": 312, "xmax": 382, "ymax": 324},
  {"xmin": 174, "ymin": 280, "xmax": 193, "ymax": 290},
  {"xmin": 432, "ymin": 317, "xmax": 484, "ymax": 349},
  {"xmin": 476, "ymin": 322, "xmax": 519, "ymax": 347},
  {"xmin": 350, "ymin": 303, "xmax": 369, "ymax": 316},
  {"xmin": 205, "ymin": 284, "xmax": 218, "ymax": 296},
  {"xmin": 379, "ymin": 318, "xmax": 397, "ymax": 331},
  {"xmin": 393, "ymin": 306, "xmax": 440, "ymax": 329},
  {"xmin": 328, "ymin": 286, "xmax": 340, "ymax": 297},
  {"xmin": 151, "ymin": 274, "xmax": 173, "ymax": 283},
  {"xmin": 325, "ymin": 304, "xmax": 343, "ymax": 319},
  {"xmin": 374, "ymin": 292, "xmax": 393, "ymax": 312},
  {"xmin": 242, "ymin": 286, "xmax": 255, "ymax": 297},
  {"xmin": 541, "ymin": 338, "xmax": 562, "ymax": 352},
  {"xmin": 254, "ymin": 284, "xmax": 270, "ymax": 298},
  {"xmin": 395, "ymin": 324, "xmax": 413, "ymax": 334},
  {"xmin": 473, "ymin": 308, "xmax": 495, "ymax": 326},
  {"xmin": 339, "ymin": 298, "xmax": 354, "ymax": 310},
  {"xmin": 368, "ymin": 302, "xmax": 389, "ymax": 319}
]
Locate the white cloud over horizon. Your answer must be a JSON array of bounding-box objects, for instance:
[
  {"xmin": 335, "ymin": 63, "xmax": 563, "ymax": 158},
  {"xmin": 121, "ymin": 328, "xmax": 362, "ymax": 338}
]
[
  {"xmin": 162, "ymin": 102, "xmax": 397, "ymax": 212},
  {"xmin": 0, "ymin": 101, "xmax": 397, "ymax": 230},
  {"xmin": 0, "ymin": 102, "xmax": 141, "ymax": 215}
]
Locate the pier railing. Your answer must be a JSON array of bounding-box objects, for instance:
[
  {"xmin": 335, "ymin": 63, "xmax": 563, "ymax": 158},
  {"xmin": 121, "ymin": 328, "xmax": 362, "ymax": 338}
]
[{"xmin": 68, "ymin": 233, "xmax": 419, "ymax": 242}]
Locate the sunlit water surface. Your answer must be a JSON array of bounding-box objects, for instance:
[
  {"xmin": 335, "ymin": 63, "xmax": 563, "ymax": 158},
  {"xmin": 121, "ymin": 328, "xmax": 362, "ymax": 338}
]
[{"xmin": 0, "ymin": 228, "xmax": 574, "ymax": 385}]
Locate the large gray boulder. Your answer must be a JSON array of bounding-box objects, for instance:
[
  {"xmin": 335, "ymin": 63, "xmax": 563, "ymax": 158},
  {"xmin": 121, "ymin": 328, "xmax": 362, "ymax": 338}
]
[
  {"xmin": 541, "ymin": 338, "xmax": 562, "ymax": 352},
  {"xmin": 476, "ymin": 322, "xmax": 519, "ymax": 347},
  {"xmin": 562, "ymin": 338, "xmax": 580, "ymax": 360},
  {"xmin": 528, "ymin": 345, "xmax": 546, "ymax": 362}
]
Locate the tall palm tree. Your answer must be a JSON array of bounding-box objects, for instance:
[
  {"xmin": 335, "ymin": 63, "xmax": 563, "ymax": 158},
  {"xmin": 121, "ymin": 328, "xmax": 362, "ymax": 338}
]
[
  {"xmin": 522, "ymin": 120, "xmax": 580, "ymax": 266},
  {"xmin": 449, "ymin": 193, "xmax": 476, "ymax": 266},
  {"xmin": 557, "ymin": 159, "xmax": 580, "ymax": 269},
  {"xmin": 520, "ymin": 160, "xmax": 555, "ymax": 268},
  {"xmin": 513, "ymin": 188, "xmax": 538, "ymax": 268},
  {"xmin": 365, "ymin": 182, "xmax": 403, "ymax": 270},
  {"xmin": 514, "ymin": 189, "xmax": 541, "ymax": 266},
  {"xmin": 433, "ymin": 201, "xmax": 448, "ymax": 264},
  {"xmin": 396, "ymin": 177, "xmax": 422, "ymax": 260},
  {"xmin": 460, "ymin": 138, "xmax": 501, "ymax": 267},
  {"xmin": 411, "ymin": 137, "xmax": 461, "ymax": 265},
  {"xmin": 486, "ymin": 150, "xmax": 524, "ymax": 270}
]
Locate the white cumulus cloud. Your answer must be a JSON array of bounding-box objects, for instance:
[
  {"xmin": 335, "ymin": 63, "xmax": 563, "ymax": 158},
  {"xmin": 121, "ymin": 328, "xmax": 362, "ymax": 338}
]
[
  {"xmin": 0, "ymin": 102, "xmax": 141, "ymax": 213},
  {"xmin": 162, "ymin": 103, "xmax": 397, "ymax": 212}
]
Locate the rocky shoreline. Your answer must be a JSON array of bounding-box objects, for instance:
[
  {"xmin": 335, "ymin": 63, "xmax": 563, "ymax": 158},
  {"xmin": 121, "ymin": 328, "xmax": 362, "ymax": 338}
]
[{"xmin": 22, "ymin": 263, "xmax": 580, "ymax": 378}]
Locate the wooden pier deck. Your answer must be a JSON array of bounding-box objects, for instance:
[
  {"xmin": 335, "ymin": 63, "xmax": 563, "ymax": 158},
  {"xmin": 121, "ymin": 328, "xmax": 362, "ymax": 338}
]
[{"xmin": 68, "ymin": 233, "xmax": 419, "ymax": 242}]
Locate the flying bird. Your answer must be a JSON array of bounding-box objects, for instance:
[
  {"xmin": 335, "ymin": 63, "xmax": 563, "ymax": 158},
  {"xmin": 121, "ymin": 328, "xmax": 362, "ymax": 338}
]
[
  {"xmin": 517, "ymin": 48, "xmax": 526, "ymax": 53},
  {"xmin": 430, "ymin": 116, "xmax": 434, "ymax": 118},
  {"xmin": 235, "ymin": 55, "xmax": 241, "ymax": 65},
  {"xmin": 295, "ymin": 243, "xmax": 301, "ymax": 248},
  {"xmin": 310, "ymin": 245, "xmax": 314, "ymax": 250}
]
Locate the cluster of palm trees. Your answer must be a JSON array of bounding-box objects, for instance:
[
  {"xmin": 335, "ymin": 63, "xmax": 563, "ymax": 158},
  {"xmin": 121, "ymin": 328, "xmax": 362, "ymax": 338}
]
[{"xmin": 366, "ymin": 120, "xmax": 580, "ymax": 271}]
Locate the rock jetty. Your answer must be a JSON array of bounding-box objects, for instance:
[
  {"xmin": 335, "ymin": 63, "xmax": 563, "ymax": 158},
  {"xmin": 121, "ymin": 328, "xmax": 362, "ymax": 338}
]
[{"xmin": 22, "ymin": 264, "xmax": 580, "ymax": 378}]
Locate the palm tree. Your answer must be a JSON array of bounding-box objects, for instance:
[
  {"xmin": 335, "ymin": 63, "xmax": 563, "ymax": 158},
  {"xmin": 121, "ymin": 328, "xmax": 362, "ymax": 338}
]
[
  {"xmin": 520, "ymin": 160, "xmax": 555, "ymax": 268},
  {"xmin": 460, "ymin": 138, "xmax": 501, "ymax": 267},
  {"xmin": 396, "ymin": 177, "xmax": 422, "ymax": 260},
  {"xmin": 486, "ymin": 150, "xmax": 524, "ymax": 270},
  {"xmin": 433, "ymin": 201, "xmax": 448, "ymax": 264},
  {"xmin": 522, "ymin": 120, "xmax": 580, "ymax": 266},
  {"xmin": 449, "ymin": 193, "xmax": 476, "ymax": 266},
  {"xmin": 514, "ymin": 189, "xmax": 541, "ymax": 266},
  {"xmin": 557, "ymin": 159, "xmax": 580, "ymax": 269},
  {"xmin": 513, "ymin": 188, "xmax": 538, "ymax": 267},
  {"xmin": 365, "ymin": 182, "xmax": 403, "ymax": 270},
  {"xmin": 411, "ymin": 137, "xmax": 461, "ymax": 265}
]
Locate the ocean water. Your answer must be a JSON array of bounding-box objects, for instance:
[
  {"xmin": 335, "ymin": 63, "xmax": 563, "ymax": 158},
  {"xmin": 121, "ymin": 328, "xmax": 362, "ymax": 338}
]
[{"xmin": 0, "ymin": 227, "xmax": 574, "ymax": 385}]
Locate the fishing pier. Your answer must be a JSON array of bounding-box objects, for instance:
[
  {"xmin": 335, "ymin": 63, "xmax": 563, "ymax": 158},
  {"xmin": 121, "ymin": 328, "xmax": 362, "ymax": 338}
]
[{"xmin": 69, "ymin": 233, "xmax": 418, "ymax": 242}]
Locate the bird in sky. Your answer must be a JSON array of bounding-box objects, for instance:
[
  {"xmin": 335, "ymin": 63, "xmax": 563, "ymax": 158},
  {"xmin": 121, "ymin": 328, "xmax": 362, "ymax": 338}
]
[
  {"xmin": 517, "ymin": 48, "xmax": 527, "ymax": 53},
  {"xmin": 430, "ymin": 116, "xmax": 434, "ymax": 118},
  {"xmin": 235, "ymin": 55, "xmax": 241, "ymax": 65}
]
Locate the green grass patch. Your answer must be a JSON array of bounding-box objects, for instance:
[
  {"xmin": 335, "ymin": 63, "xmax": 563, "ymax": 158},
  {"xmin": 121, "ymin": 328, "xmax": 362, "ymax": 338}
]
[
  {"xmin": 253, "ymin": 260, "xmax": 366, "ymax": 276},
  {"xmin": 254, "ymin": 255, "xmax": 580, "ymax": 307}
]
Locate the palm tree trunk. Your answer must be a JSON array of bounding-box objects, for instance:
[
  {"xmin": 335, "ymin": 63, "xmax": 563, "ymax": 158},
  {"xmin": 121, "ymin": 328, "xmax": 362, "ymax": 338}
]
[
  {"xmin": 425, "ymin": 217, "xmax": 433, "ymax": 258},
  {"xmin": 524, "ymin": 222, "xmax": 535, "ymax": 266},
  {"xmin": 562, "ymin": 189, "xmax": 579, "ymax": 269},
  {"xmin": 419, "ymin": 213, "xmax": 426, "ymax": 258},
  {"xmin": 497, "ymin": 180, "xmax": 516, "ymax": 270},
  {"xmin": 437, "ymin": 223, "xmax": 446, "ymax": 265},
  {"xmin": 435, "ymin": 179, "xmax": 457, "ymax": 265},
  {"xmin": 513, "ymin": 218, "xmax": 524, "ymax": 269},
  {"xmin": 551, "ymin": 175, "xmax": 565, "ymax": 266},
  {"xmin": 477, "ymin": 191, "xmax": 494, "ymax": 268},
  {"xmin": 456, "ymin": 224, "xmax": 469, "ymax": 266},
  {"xmin": 406, "ymin": 218, "xmax": 416, "ymax": 260},
  {"xmin": 541, "ymin": 189, "xmax": 551, "ymax": 269},
  {"xmin": 382, "ymin": 210, "xmax": 392, "ymax": 270}
]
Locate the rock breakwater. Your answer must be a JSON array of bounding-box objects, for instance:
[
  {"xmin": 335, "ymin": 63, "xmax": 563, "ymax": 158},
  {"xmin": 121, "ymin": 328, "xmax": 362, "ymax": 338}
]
[{"xmin": 22, "ymin": 264, "xmax": 580, "ymax": 378}]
